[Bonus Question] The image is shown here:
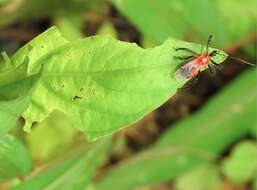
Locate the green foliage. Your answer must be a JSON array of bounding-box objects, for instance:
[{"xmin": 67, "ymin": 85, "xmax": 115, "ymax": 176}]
[
  {"xmin": 221, "ymin": 141, "xmax": 257, "ymax": 184},
  {"xmin": 25, "ymin": 111, "xmax": 76, "ymax": 162},
  {"xmin": 96, "ymin": 69, "xmax": 256, "ymax": 189},
  {"xmin": 96, "ymin": 146, "xmax": 213, "ymax": 190},
  {"xmin": 0, "ymin": 1, "xmax": 255, "ymax": 188},
  {"xmin": 0, "ymin": 0, "xmax": 104, "ymax": 27},
  {"xmin": 0, "ymin": 52, "xmax": 11, "ymax": 71},
  {"xmin": 156, "ymin": 69, "xmax": 257, "ymax": 153},
  {"xmin": 0, "ymin": 26, "xmax": 226, "ymax": 140},
  {"xmin": 0, "ymin": 96, "xmax": 29, "ymax": 135},
  {"xmin": 11, "ymin": 138, "xmax": 111, "ymax": 190},
  {"xmin": 55, "ymin": 14, "xmax": 83, "ymax": 41},
  {"xmin": 0, "ymin": 135, "xmax": 32, "ymax": 182},
  {"xmin": 254, "ymin": 178, "xmax": 257, "ymax": 190},
  {"xmin": 174, "ymin": 164, "xmax": 222, "ymax": 190},
  {"xmin": 0, "ymin": 0, "xmax": 10, "ymax": 5},
  {"xmin": 215, "ymin": 0, "xmax": 257, "ymax": 42},
  {"xmin": 250, "ymin": 125, "xmax": 256, "ymax": 138},
  {"xmin": 96, "ymin": 22, "xmax": 118, "ymax": 38},
  {"xmin": 109, "ymin": 0, "xmax": 256, "ymax": 46},
  {"xmin": 0, "ymin": 27, "xmax": 68, "ymax": 94}
]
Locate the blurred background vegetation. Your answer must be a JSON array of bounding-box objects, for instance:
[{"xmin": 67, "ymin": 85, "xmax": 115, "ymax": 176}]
[{"xmin": 0, "ymin": 0, "xmax": 256, "ymax": 189}]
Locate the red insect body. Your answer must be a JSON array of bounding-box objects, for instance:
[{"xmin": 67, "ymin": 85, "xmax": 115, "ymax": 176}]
[
  {"xmin": 175, "ymin": 53, "xmax": 211, "ymax": 80},
  {"xmin": 195, "ymin": 53, "xmax": 211, "ymax": 66},
  {"xmin": 174, "ymin": 35, "xmax": 253, "ymax": 81}
]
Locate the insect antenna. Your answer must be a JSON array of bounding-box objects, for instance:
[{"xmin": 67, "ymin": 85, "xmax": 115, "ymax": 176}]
[
  {"xmin": 227, "ymin": 56, "xmax": 255, "ymax": 66},
  {"xmin": 215, "ymin": 52, "xmax": 254, "ymax": 66},
  {"xmin": 206, "ymin": 35, "xmax": 214, "ymax": 53}
]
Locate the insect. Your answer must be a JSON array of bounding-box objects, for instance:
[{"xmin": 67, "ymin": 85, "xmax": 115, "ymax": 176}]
[{"xmin": 174, "ymin": 35, "xmax": 254, "ymax": 80}]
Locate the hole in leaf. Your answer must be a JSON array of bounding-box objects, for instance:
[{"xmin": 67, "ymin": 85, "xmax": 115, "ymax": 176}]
[
  {"xmin": 17, "ymin": 117, "xmax": 25, "ymax": 126},
  {"xmin": 73, "ymin": 96, "xmax": 82, "ymax": 101},
  {"xmin": 31, "ymin": 121, "xmax": 39, "ymax": 129},
  {"xmin": 60, "ymin": 84, "xmax": 65, "ymax": 89}
]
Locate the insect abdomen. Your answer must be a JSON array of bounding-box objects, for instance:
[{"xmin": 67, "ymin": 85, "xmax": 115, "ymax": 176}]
[{"xmin": 175, "ymin": 61, "xmax": 199, "ymax": 80}]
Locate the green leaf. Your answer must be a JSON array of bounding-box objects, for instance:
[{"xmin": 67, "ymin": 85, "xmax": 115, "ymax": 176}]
[
  {"xmin": 0, "ymin": 135, "xmax": 32, "ymax": 182},
  {"xmin": 0, "ymin": 26, "xmax": 68, "ymax": 93},
  {"xmin": 249, "ymin": 124, "xmax": 256, "ymax": 138},
  {"xmin": 55, "ymin": 14, "xmax": 83, "ymax": 41},
  {"xmin": 11, "ymin": 138, "xmax": 111, "ymax": 190},
  {"xmin": 0, "ymin": 96, "xmax": 30, "ymax": 136},
  {"xmin": 96, "ymin": 146, "xmax": 213, "ymax": 190},
  {"xmin": 0, "ymin": 0, "xmax": 104, "ymax": 27},
  {"xmin": 108, "ymin": 0, "xmax": 228, "ymax": 46},
  {"xmin": 214, "ymin": 0, "xmax": 257, "ymax": 43},
  {"xmin": 0, "ymin": 27, "xmax": 71, "ymax": 100},
  {"xmin": 10, "ymin": 26, "xmax": 69, "ymax": 75},
  {"xmin": 95, "ymin": 69, "xmax": 256, "ymax": 189},
  {"xmin": 17, "ymin": 28, "xmax": 225, "ymax": 140},
  {"xmin": 254, "ymin": 177, "xmax": 257, "ymax": 190},
  {"xmin": 96, "ymin": 22, "xmax": 118, "ymax": 38},
  {"xmin": 0, "ymin": 0, "xmax": 10, "ymax": 5},
  {"xmin": 109, "ymin": 0, "xmax": 256, "ymax": 47},
  {"xmin": 0, "ymin": 51, "xmax": 11, "ymax": 71},
  {"xmin": 174, "ymin": 164, "xmax": 222, "ymax": 190},
  {"xmin": 25, "ymin": 110, "xmax": 76, "ymax": 162},
  {"xmin": 221, "ymin": 141, "xmax": 257, "ymax": 184},
  {"xmin": 156, "ymin": 69, "xmax": 257, "ymax": 154}
]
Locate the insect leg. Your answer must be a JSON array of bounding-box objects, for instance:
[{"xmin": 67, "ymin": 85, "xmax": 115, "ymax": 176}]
[
  {"xmin": 179, "ymin": 70, "xmax": 200, "ymax": 90},
  {"xmin": 174, "ymin": 55, "xmax": 195, "ymax": 61},
  {"xmin": 211, "ymin": 60, "xmax": 224, "ymax": 70},
  {"xmin": 192, "ymin": 71, "xmax": 201, "ymax": 86},
  {"xmin": 211, "ymin": 60, "xmax": 219, "ymax": 66},
  {"xmin": 208, "ymin": 64, "xmax": 216, "ymax": 75},
  {"xmin": 174, "ymin": 47, "xmax": 199, "ymax": 56}
]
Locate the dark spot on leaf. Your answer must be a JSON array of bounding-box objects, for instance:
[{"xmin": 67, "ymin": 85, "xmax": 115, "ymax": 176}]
[
  {"xmin": 40, "ymin": 45, "xmax": 44, "ymax": 48},
  {"xmin": 73, "ymin": 96, "xmax": 82, "ymax": 101},
  {"xmin": 32, "ymin": 121, "xmax": 39, "ymax": 129},
  {"xmin": 17, "ymin": 117, "xmax": 25, "ymax": 126},
  {"xmin": 80, "ymin": 87, "xmax": 84, "ymax": 92},
  {"xmin": 52, "ymin": 83, "xmax": 65, "ymax": 91}
]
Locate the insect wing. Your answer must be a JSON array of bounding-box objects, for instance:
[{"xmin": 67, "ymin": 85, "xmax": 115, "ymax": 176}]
[{"xmin": 175, "ymin": 60, "xmax": 199, "ymax": 80}]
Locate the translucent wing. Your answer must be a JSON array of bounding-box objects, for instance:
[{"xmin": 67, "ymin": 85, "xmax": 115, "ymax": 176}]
[{"xmin": 175, "ymin": 60, "xmax": 199, "ymax": 80}]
